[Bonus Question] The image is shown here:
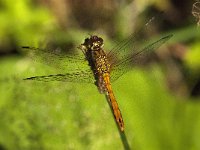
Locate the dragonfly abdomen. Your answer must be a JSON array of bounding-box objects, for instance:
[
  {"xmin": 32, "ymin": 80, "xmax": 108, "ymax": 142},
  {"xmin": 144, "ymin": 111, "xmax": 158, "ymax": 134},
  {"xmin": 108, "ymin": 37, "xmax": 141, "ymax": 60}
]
[{"xmin": 103, "ymin": 73, "xmax": 124, "ymax": 131}]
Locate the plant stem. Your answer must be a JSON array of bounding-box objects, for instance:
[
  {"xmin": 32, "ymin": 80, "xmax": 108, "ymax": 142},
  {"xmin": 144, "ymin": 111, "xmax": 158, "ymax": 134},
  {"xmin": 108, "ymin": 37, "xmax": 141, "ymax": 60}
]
[{"xmin": 105, "ymin": 95, "xmax": 131, "ymax": 150}]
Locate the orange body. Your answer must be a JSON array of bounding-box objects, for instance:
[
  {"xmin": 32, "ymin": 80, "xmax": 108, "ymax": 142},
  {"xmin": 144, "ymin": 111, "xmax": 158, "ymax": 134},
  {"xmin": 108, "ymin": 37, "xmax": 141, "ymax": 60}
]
[{"xmin": 103, "ymin": 73, "xmax": 124, "ymax": 131}]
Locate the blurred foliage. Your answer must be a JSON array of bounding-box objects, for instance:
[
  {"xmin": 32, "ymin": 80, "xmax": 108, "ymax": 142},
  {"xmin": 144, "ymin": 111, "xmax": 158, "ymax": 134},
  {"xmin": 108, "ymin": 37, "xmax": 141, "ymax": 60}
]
[
  {"xmin": 0, "ymin": 0, "xmax": 200, "ymax": 150},
  {"xmin": 185, "ymin": 41, "xmax": 200, "ymax": 72},
  {"xmin": 0, "ymin": 0, "xmax": 56, "ymax": 51},
  {"xmin": 1, "ymin": 58, "xmax": 200, "ymax": 150}
]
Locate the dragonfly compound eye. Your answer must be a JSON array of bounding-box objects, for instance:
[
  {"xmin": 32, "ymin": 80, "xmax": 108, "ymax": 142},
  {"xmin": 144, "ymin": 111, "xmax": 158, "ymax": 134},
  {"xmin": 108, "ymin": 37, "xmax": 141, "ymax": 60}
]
[{"xmin": 84, "ymin": 38, "xmax": 90, "ymax": 45}]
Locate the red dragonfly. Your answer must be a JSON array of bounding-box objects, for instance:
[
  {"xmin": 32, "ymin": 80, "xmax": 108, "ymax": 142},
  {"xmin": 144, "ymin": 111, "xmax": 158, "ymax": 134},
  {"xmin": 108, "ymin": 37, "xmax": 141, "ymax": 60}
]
[{"xmin": 23, "ymin": 19, "xmax": 172, "ymax": 131}]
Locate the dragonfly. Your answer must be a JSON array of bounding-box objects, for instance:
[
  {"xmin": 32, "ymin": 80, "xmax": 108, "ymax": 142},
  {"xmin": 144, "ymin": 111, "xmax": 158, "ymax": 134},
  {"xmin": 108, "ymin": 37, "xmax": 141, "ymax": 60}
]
[{"xmin": 23, "ymin": 19, "xmax": 172, "ymax": 132}]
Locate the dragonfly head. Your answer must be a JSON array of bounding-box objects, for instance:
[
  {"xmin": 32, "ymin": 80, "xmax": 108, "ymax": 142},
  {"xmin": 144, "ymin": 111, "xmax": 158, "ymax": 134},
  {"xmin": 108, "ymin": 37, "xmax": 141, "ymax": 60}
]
[
  {"xmin": 84, "ymin": 35, "xmax": 104, "ymax": 50},
  {"xmin": 78, "ymin": 35, "xmax": 104, "ymax": 53}
]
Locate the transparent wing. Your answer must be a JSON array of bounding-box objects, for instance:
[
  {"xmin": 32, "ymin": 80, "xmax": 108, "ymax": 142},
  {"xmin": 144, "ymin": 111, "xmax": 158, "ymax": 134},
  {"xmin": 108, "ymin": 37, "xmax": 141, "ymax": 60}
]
[
  {"xmin": 24, "ymin": 69, "xmax": 95, "ymax": 83},
  {"xmin": 107, "ymin": 16, "xmax": 157, "ymax": 65},
  {"xmin": 22, "ymin": 46, "xmax": 89, "ymax": 71},
  {"xmin": 110, "ymin": 35, "xmax": 172, "ymax": 82}
]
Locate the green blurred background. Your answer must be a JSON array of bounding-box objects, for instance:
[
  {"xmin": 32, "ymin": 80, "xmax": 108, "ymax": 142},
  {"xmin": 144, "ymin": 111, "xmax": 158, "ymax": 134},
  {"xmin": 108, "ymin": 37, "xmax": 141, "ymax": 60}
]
[{"xmin": 0, "ymin": 0, "xmax": 200, "ymax": 149}]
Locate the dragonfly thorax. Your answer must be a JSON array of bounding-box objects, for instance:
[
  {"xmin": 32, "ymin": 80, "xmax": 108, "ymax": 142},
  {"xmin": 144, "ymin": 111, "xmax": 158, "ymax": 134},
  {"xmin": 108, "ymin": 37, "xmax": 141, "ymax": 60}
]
[{"xmin": 79, "ymin": 35, "xmax": 111, "ymax": 75}]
